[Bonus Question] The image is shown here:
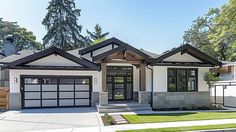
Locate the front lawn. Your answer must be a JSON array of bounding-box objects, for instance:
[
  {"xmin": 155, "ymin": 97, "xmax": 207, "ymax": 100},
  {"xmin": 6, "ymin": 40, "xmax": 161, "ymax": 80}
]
[
  {"xmin": 117, "ymin": 123, "xmax": 236, "ymax": 132},
  {"xmin": 123, "ymin": 112, "xmax": 236, "ymax": 124}
]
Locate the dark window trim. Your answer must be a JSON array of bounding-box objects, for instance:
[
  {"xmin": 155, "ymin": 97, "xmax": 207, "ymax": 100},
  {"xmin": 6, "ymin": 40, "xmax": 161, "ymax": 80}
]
[{"xmin": 167, "ymin": 68, "xmax": 198, "ymax": 92}]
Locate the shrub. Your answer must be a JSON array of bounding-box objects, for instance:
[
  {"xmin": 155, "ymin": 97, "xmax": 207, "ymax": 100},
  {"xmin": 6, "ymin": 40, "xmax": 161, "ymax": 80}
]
[{"xmin": 104, "ymin": 113, "xmax": 115, "ymax": 125}]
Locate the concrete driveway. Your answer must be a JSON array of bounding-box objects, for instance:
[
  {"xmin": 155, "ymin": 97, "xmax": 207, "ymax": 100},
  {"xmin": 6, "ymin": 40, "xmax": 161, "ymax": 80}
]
[{"xmin": 0, "ymin": 108, "xmax": 101, "ymax": 132}]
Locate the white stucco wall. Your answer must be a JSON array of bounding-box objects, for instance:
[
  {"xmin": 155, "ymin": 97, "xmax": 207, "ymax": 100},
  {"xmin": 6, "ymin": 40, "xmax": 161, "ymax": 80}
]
[
  {"xmin": 27, "ymin": 54, "xmax": 81, "ymax": 67},
  {"xmin": 153, "ymin": 66, "xmax": 209, "ymax": 92},
  {"xmin": 9, "ymin": 70, "xmax": 102, "ymax": 93},
  {"xmin": 164, "ymin": 52, "xmax": 202, "ymax": 62},
  {"xmin": 146, "ymin": 67, "xmax": 152, "ymax": 92},
  {"xmin": 92, "ymin": 44, "xmax": 113, "ymax": 56}
]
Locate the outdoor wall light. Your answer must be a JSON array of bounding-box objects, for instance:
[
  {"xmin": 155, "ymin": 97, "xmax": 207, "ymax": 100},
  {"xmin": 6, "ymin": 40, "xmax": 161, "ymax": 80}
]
[
  {"xmin": 14, "ymin": 77, "xmax": 18, "ymax": 83},
  {"xmin": 94, "ymin": 78, "xmax": 97, "ymax": 84}
]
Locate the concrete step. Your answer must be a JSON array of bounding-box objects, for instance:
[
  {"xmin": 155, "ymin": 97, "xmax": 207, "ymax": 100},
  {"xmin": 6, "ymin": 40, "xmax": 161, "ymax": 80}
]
[
  {"xmin": 98, "ymin": 103, "xmax": 152, "ymax": 113},
  {"xmin": 99, "ymin": 103, "xmax": 151, "ymax": 109},
  {"xmin": 99, "ymin": 107, "xmax": 152, "ymax": 113}
]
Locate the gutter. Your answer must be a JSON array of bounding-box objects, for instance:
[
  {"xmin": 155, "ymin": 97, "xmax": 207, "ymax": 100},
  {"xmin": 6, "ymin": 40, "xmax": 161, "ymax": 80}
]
[{"xmin": 146, "ymin": 65, "xmax": 153, "ymax": 108}]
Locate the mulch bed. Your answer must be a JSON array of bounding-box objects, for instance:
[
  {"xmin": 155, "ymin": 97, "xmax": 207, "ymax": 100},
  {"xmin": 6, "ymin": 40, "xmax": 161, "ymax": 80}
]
[{"xmin": 101, "ymin": 115, "xmax": 129, "ymax": 126}]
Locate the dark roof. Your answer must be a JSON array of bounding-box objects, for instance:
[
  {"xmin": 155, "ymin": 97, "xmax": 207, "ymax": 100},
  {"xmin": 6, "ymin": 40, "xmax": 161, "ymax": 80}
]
[
  {"xmin": 8, "ymin": 46, "xmax": 100, "ymax": 70},
  {"xmin": 151, "ymin": 44, "xmax": 222, "ymax": 66}
]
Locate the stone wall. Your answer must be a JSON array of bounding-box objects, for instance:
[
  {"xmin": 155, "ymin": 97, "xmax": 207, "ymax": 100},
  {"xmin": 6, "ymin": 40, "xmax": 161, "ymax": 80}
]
[
  {"xmin": 91, "ymin": 92, "xmax": 99, "ymax": 106},
  {"xmin": 153, "ymin": 91, "xmax": 210, "ymax": 109},
  {"xmin": 9, "ymin": 93, "xmax": 21, "ymax": 110},
  {"xmin": 139, "ymin": 91, "xmax": 151, "ymax": 104}
]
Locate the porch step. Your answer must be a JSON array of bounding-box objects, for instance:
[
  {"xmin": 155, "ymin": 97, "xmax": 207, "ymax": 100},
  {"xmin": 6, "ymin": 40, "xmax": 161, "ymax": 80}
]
[{"xmin": 97, "ymin": 103, "xmax": 152, "ymax": 113}]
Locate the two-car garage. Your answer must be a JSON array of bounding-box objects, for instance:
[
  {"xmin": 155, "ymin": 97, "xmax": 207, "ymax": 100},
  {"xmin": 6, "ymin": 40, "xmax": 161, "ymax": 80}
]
[{"xmin": 21, "ymin": 75, "xmax": 92, "ymax": 108}]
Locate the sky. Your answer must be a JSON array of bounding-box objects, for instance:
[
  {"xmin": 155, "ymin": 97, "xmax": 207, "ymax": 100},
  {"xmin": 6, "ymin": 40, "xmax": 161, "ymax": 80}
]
[{"xmin": 0, "ymin": 0, "xmax": 228, "ymax": 54}]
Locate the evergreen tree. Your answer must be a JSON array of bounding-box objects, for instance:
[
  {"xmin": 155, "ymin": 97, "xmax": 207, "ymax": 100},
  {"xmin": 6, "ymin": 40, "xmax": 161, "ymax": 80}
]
[
  {"xmin": 87, "ymin": 24, "xmax": 109, "ymax": 44},
  {"xmin": 42, "ymin": 0, "xmax": 88, "ymax": 50}
]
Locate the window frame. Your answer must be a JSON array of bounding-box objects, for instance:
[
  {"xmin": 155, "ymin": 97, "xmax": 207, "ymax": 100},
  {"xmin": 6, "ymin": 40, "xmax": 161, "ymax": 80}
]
[{"xmin": 167, "ymin": 68, "xmax": 198, "ymax": 92}]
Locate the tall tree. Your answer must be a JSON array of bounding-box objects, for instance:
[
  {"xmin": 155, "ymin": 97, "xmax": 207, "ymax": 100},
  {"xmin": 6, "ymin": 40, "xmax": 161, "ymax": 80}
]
[
  {"xmin": 208, "ymin": 0, "xmax": 236, "ymax": 61},
  {"xmin": 42, "ymin": 0, "xmax": 88, "ymax": 50},
  {"xmin": 184, "ymin": 0, "xmax": 236, "ymax": 61},
  {"xmin": 86, "ymin": 24, "xmax": 109, "ymax": 44},
  {"xmin": 183, "ymin": 8, "xmax": 220, "ymax": 60},
  {"xmin": 0, "ymin": 18, "xmax": 41, "ymax": 51}
]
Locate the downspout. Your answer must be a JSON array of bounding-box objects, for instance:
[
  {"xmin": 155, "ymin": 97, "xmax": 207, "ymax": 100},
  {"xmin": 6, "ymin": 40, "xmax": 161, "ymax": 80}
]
[{"xmin": 147, "ymin": 65, "xmax": 153, "ymax": 108}]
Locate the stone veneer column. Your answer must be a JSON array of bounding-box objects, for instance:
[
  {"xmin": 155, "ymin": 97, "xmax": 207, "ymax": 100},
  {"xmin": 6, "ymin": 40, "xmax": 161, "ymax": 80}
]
[{"xmin": 99, "ymin": 63, "xmax": 108, "ymax": 105}]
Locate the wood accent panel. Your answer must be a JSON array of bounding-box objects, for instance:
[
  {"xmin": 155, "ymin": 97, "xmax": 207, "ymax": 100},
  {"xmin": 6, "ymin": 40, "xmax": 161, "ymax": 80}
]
[
  {"xmin": 101, "ymin": 63, "xmax": 107, "ymax": 92},
  {"xmin": 140, "ymin": 64, "xmax": 146, "ymax": 91},
  {"xmin": 0, "ymin": 88, "xmax": 9, "ymax": 110}
]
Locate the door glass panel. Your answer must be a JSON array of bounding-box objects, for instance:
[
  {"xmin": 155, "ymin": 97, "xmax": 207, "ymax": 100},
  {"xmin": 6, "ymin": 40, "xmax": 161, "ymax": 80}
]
[
  {"xmin": 126, "ymin": 84, "xmax": 132, "ymax": 99},
  {"xmin": 114, "ymin": 89, "xmax": 125, "ymax": 100},
  {"xmin": 107, "ymin": 84, "xmax": 113, "ymax": 100},
  {"xmin": 114, "ymin": 77, "xmax": 124, "ymax": 83}
]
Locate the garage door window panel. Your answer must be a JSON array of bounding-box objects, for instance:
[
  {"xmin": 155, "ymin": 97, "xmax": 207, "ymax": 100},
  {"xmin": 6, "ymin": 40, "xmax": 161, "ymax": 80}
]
[{"xmin": 22, "ymin": 76, "xmax": 92, "ymax": 108}]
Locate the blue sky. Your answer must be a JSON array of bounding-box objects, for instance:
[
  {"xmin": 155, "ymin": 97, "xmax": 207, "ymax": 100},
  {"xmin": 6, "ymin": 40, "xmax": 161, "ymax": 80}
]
[{"xmin": 0, "ymin": 0, "xmax": 227, "ymax": 53}]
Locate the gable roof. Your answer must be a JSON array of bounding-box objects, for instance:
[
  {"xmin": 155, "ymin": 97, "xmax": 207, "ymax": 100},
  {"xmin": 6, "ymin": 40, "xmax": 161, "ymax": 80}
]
[
  {"xmin": 7, "ymin": 46, "xmax": 100, "ymax": 70},
  {"xmin": 80, "ymin": 37, "xmax": 154, "ymax": 62},
  {"xmin": 150, "ymin": 44, "xmax": 222, "ymax": 66},
  {"xmin": 79, "ymin": 37, "xmax": 123, "ymax": 55},
  {"xmin": 92, "ymin": 45, "xmax": 153, "ymax": 62}
]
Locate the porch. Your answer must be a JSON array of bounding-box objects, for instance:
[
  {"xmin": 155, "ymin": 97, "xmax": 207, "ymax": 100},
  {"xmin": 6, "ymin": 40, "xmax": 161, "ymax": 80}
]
[{"xmin": 91, "ymin": 40, "xmax": 153, "ymax": 108}]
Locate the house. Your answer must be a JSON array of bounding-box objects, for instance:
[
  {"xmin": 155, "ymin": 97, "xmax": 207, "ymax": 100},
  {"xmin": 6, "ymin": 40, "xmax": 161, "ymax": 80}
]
[
  {"xmin": 216, "ymin": 61, "xmax": 236, "ymax": 81},
  {"xmin": 0, "ymin": 37, "xmax": 221, "ymax": 110}
]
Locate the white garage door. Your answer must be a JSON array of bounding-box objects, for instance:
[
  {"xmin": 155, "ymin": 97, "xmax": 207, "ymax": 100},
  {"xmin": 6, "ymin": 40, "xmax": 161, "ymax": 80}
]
[{"xmin": 22, "ymin": 76, "xmax": 92, "ymax": 108}]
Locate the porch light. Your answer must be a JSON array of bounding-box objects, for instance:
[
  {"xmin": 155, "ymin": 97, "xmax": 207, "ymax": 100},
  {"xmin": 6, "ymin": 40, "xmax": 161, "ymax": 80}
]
[
  {"xmin": 82, "ymin": 80, "xmax": 86, "ymax": 84},
  {"xmin": 14, "ymin": 77, "xmax": 17, "ymax": 83},
  {"xmin": 94, "ymin": 78, "xmax": 97, "ymax": 84}
]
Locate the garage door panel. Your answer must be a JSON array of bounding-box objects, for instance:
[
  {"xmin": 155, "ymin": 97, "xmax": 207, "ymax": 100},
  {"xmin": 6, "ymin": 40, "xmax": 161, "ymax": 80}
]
[
  {"xmin": 59, "ymin": 85, "xmax": 74, "ymax": 91},
  {"xmin": 25, "ymin": 100, "xmax": 41, "ymax": 107},
  {"xmin": 59, "ymin": 92, "xmax": 74, "ymax": 98},
  {"xmin": 42, "ymin": 100, "xmax": 57, "ymax": 107},
  {"xmin": 22, "ymin": 76, "xmax": 91, "ymax": 108},
  {"xmin": 24, "ymin": 92, "xmax": 40, "ymax": 99},
  {"xmin": 59, "ymin": 99, "xmax": 74, "ymax": 106},
  {"xmin": 75, "ymin": 99, "xmax": 90, "ymax": 106},
  {"xmin": 42, "ymin": 92, "xmax": 57, "ymax": 99},
  {"xmin": 42, "ymin": 85, "xmax": 57, "ymax": 91},
  {"xmin": 75, "ymin": 92, "xmax": 89, "ymax": 98},
  {"xmin": 75, "ymin": 85, "xmax": 89, "ymax": 91},
  {"xmin": 24, "ymin": 85, "xmax": 40, "ymax": 91}
]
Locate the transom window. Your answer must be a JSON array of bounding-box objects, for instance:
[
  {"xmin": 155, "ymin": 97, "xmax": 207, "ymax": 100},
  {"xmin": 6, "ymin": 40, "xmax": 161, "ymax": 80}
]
[{"xmin": 168, "ymin": 68, "xmax": 198, "ymax": 92}]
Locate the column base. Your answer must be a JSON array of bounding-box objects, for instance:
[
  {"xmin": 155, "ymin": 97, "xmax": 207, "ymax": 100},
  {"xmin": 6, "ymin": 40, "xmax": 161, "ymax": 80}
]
[
  {"xmin": 139, "ymin": 91, "xmax": 151, "ymax": 104},
  {"xmin": 99, "ymin": 92, "xmax": 108, "ymax": 105}
]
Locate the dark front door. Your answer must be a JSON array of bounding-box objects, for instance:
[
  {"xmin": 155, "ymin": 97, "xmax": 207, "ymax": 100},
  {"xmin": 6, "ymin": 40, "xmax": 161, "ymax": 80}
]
[{"xmin": 107, "ymin": 66, "xmax": 133, "ymax": 101}]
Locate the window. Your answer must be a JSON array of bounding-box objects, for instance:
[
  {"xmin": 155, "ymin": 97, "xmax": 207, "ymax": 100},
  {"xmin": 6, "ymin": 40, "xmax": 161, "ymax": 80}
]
[{"xmin": 168, "ymin": 68, "xmax": 197, "ymax": 92}]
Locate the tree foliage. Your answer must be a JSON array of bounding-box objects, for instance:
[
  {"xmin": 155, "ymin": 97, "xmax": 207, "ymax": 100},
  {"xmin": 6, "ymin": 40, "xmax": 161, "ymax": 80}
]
[
  {"xmin": 204, "ymin": 71, "xmax": 220, "ymax": 85},
  {"xmin": 42, "ymin": 0, "xmax": 89, "ymax": 50},
  {"xmin": 183, "ymin": 0, "xmax": 236, "ymax": 61},
  {"xmin": 86, "ymin": 24, "xmax": 109, "ymax": 45},
  {"xmin": 0, "ymin": 18, "xmax": 41, "ymax": 51}
]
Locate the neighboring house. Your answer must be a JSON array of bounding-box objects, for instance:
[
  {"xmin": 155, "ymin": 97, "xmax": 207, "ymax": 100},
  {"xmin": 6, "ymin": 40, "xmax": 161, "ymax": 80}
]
[
  {"xmin": 0, "ymin": 37, "xmax": 221, "ymax": 110},
  {"xmin": 217, "ymin": 61, "xmax": 236, "ymax": 81},
  {"xmin": 210, "ymin": 61, "xmax": 236, "ymax": 108}
]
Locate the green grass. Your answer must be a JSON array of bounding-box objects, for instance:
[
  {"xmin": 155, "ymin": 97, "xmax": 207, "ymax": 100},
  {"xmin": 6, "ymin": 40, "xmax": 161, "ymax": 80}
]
[
  {"xmin": 117, "ymin": 124, "xmax": 236, "ymax": 132},
  {"xmin": 123, "ymin": 112, "xmax": 236, "ymax": 124}
]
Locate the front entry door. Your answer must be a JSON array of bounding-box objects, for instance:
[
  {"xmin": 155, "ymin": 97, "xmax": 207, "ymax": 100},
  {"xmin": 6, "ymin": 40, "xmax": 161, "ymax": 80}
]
[{"xmin": 107, "ymin": 66, "xmax": 133, "ymax": 101}]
